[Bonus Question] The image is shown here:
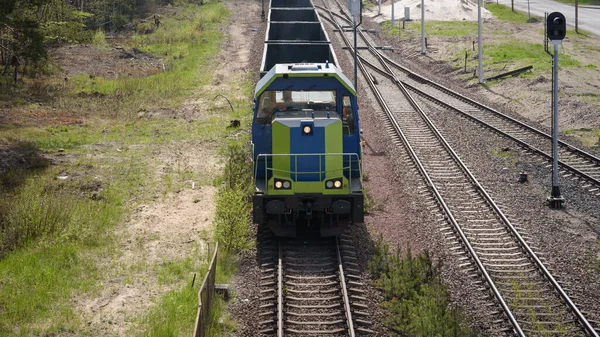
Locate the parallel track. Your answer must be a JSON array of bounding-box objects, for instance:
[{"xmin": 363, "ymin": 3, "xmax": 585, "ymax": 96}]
[
  {"xmin": 258, "ymin": 231, "xmax": 373, "ymax": 336},
  {"xmin": 320, "ymin": 1, "xmax": 599, "ymax": 336},
  {"xmin": 323, "ymin": 3, "xmax": 600, "ymax": 195}
]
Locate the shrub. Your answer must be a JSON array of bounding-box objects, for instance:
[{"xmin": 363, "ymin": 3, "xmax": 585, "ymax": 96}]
[
  {"xmin": 214, "ymin": 187, "xmax": 253, "ymax": 254},
  {"xmin": 370, "ymin": 237, "xmax": 476, "ymax": 336},
  {"xmin": 0, "ymin": 180, "xmax": 74, "ymax": 255}
]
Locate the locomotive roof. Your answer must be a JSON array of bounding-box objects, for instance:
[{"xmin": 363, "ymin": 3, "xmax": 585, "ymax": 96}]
[{"xmin": 255, "ymin": 63, "xmax": 356, "ymax": 97}]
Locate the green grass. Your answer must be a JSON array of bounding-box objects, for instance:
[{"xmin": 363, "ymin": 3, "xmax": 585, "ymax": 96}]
[
  {"xmin": 384, "ymin": 20, "xmax": 477, "ymax": 38},
  {"xmin": 555, "ymin": 0, "xmax": 600, "ymax": 5},
  {"xmin": 368, "ymin": 236, "xmax": 478, "ymax": 336},
  {"xmin": 486, "ymin": 4, "xmax": 542, "ymax": 23},
  {"xmin": 0, "ymin": 1, "xmax": 236, "ymax": 335},
  {"xmin": 473, "ymin": 40, "xmax": 580, "ymax": 76},
  {"xmin": 139, "ymin": 250, "xmax": 238, "ymax": 336},
  {"xmin": 0, "ymin": 146, "xmax": 150, "ymax": 335},
  {"xmin": 591, "ymin": 242, "xmax": 600, "ymax": 273},
  {"xmin": 0, "ymin": 244, "xmax": 96, "ymax": 335},
  {"xmin": 59, "ymin": 2, "xmax": 230, "ymax": 118},
  {"xmin": 563, "ymin": 128, "xmax": 600, "ymax": 147},
  {"xmin": 362, "ymin": 0, "xmax": 376, "ymax": 7}
]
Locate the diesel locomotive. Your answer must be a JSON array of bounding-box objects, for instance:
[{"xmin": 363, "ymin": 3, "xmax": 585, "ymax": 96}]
[{"xmin": 252, "ymin": 0, "xmax": 364, "ymax": 237}]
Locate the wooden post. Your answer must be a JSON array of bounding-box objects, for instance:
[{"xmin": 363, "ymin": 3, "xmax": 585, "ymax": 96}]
[{"xmin": 11, "ymin": 56, "xmax": 19, "ymax": 83}]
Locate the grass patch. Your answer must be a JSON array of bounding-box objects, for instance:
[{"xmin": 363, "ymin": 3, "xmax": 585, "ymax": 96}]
[
  {"xmin": 0, "ymin": 156, "xmax": 141, "ymax": 335},
  {"xmin": 140, "ymin": 243, "xmax": 240, "ymax": 336},
  {"xmin": 486, "ymin": 4, "xmax": 542, "ymax": 23},
  {"xmin": 55, "ymin": 2, "xmax": 230, "ymax": 118},
  {"xmin": 383, "ymin": 20, "xmax": 477, "ymax": 38},
  {"xmin": 554, "ymin": 0, "xmax": 600, "ymax": 5},
  {"xmin": 590, "ymin": 242, "xmax": 600, "ymax": 273},
  {"xmin": 0, "ymin": 243, "xmax": 97, "ymax": 335},
  {"xmin": 362, "ymin": 0, "xmax": 376, "ymax": 7},
  {"xmin": 369, "ymin": 236, "xmax": 477, "ymax": 336},
  {"xmin": 0, "ymin": 1, "xmax": 235, "ymax": 335},
  {"xmin": 490, "ymin": 147, "xmax": 518, "ymax": 167},
  {"xmin": 476, "ymin": 40, "xmax": 580, "ymax": 74},
  {"xmin": 563, "ymin": 128, "xmax": 600, "ymax": 147}
]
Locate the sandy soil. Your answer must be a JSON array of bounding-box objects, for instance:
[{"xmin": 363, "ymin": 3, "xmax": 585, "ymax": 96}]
[{"xmin": 366, "ymin": 0, "xmax": 493, "ymax": 22}]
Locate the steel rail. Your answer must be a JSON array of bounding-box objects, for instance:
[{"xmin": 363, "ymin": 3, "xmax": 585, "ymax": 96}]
[
  {"xmin": 335, "ymin": 237, "xmax": 355, "ymax": 337},
  {"xmin": 319, "ymin": 2, "xmax": 526, "ymax": 335},
  {"xmin": 277, "ymin": 241, "xmax": 283, "ymax": 337},
  {"xmin": 359, "ymin": 54, "xmax": 600, "ymax": 187},
  {"xmin": 388, "ymin": 58, "xmax": 598, "ymax": 337},
  {"xmin": 327, "ymin": 6, "xmax": 599, "ymax": 334},
  {"xmin": 378, "ymin": 52, "xmax": 600, "ymax": 164},
  {"xmin": 350, "ymin": 15, "xmax": 599, "ymax": 336}
]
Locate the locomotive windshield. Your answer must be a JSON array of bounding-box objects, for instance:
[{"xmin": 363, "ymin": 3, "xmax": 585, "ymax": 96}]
[{"xmin": 256, "ymin": 90, "xmax": 338, "ymax": 123}]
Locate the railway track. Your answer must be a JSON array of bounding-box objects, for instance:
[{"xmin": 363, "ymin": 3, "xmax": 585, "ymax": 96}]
[
  {"xmin": 319, "ymin": 1, "xmax": 600, "ymax": 336},
  {"xmin": 322, "ymin": 4, "xmax": 600, "ymax": 196},
  {"xmin": 257, "ymin": 230, "xmax": 373, "ymax": 336}
]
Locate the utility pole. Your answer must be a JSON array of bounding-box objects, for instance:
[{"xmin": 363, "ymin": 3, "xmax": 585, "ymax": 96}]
[
  {"xmin": 349, "ymin": 0, "xmax": 362, "ymax": 91},
  {"xmin": 477, "ymin": 0, "xmax": 484, "ymax": 84},
  {"xmin": 575, "ymin": 0, "xmax": 579, "ymax": 33},
  {"xmin": 391, "ymin": 0, "xmax": 395, "ymax": 27},
  {"xmin": 421, "ymin": 0, "xmax": 426, "ymax": 54}
]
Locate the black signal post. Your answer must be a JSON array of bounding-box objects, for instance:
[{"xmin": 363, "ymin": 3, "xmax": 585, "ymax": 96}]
[{"xmin": 546, "ymin": 12, "xmax": 566, "ymax": 209}]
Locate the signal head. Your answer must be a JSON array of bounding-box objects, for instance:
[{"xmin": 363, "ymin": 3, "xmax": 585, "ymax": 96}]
[{"xmin": 547, "ymin": 12, "xmax": 566, "ymax": 41}]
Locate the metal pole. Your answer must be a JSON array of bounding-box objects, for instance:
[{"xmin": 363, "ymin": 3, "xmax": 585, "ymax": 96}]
[
  {"xmin": 354, "ymin": 16, "xmax": 358, "ymax": 91},
  {"xmin": 421, "ymin": 0, "xmax": 426, "ymax": 54},
  {"xmin": 575, "ymin": 0, "xmax": 579, "ymax": 33},
  {"xmin": 391, "ymin": 0, "xmax": 395, "ymax": 27},
  {"xmin": 378, "ymin": 0, "xmax": 381, "ymax": 15},
  {"xmin": 477, "ymin": 0, "xmax": 484, "ymax": 84},
  {"xmin": 261, "ymin": 0, "xmax": 265, "ymax": 21},
  {"xmin": 549, "ymin": 41, "xmax": 564, "ymax": 208}
]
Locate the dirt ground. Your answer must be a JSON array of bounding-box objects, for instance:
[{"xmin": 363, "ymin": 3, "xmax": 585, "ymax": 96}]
[{"xmin": 61, "ymin": 4, "xmax": 259, "ymax": 336}]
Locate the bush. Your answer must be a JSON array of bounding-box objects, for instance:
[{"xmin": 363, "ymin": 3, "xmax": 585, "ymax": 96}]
[
  {"xmin": 221, "ymin": 141, "xmax": 252, "ymax": 190},
  {"xmin": 0, "ymin": 180, "xmax": 74, "ymax": 255},
  {"xmin": 213, "ymin": 140, "xmax": 253, "ymax": 254},
  {"xmin": 370, "ymin": 237, "xmax": 476, "ymax": 336},
  {"xmin": 214, "ymin": 187, "xmax": 253, "ymax": 254}
]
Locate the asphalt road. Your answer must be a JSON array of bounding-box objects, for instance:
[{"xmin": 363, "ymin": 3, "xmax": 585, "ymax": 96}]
[{"xmin": 494, "ymin": 0, "xmax": 600, "ymax": 35}]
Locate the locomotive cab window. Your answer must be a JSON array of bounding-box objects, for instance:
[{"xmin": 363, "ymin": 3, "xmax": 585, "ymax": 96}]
[
  {"xmin": 341, "ymin": 96, "xmax": 355, "ymax": 134},
  {"xmin": 256, "ymin": 90, "xmax": 337, "ymax": 123}
]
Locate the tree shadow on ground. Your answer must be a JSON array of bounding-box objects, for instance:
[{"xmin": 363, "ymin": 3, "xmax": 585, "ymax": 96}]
[{"xmin": 0, "ymin": 140, "xmax": 51, "ymax": 192}]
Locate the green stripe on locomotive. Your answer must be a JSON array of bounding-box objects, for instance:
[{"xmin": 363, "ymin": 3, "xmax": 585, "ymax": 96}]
[{"xmin": 267, "ymin": 117, "xmax": 349, "ymax": 195}]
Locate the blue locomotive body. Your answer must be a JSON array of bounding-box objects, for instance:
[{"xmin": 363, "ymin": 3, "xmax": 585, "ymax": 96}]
[{"xmin": 251, "ymin": 0, "xmax": 364, "ymax": 236}]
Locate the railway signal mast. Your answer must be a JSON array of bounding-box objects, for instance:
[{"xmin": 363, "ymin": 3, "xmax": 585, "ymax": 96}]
[
  {"xmin": 348, "ymin": 0, "xmax": 362, "ymax": 91},
  {"xmin": 546, "ymin": 12, "xmax": 566, "ymax": 209}
]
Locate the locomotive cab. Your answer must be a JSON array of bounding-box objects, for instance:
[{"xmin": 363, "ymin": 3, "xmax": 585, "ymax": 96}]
[{"xmin": 252, "ymin": 63, "xmax": 364, "ymax": 236}]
